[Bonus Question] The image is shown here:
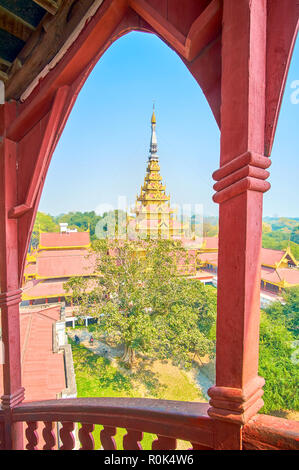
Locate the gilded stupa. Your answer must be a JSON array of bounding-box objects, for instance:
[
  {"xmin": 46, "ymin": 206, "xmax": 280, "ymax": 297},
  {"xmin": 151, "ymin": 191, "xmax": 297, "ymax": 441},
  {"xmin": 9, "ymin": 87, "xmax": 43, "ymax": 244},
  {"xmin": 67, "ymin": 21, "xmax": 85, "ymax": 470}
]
[{"xmin": 128, "ymin": 107, "xmax": 186, "ymax": 240}]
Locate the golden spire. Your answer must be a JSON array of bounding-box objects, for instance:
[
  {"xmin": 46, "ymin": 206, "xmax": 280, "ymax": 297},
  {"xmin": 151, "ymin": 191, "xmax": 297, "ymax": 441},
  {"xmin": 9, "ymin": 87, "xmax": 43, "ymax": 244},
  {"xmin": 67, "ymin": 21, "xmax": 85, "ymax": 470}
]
[{"xmin": 151, "ymin": 102, "xmax": 156, "ymax": 124}]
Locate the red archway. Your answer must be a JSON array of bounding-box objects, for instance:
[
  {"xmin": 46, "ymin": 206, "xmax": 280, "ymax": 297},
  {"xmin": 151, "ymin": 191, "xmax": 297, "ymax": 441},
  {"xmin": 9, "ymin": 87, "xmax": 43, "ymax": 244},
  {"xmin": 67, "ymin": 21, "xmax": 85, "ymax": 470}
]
[{"xmin": 0, "ymin": 0, "xmax": 298, "ymax": 450}]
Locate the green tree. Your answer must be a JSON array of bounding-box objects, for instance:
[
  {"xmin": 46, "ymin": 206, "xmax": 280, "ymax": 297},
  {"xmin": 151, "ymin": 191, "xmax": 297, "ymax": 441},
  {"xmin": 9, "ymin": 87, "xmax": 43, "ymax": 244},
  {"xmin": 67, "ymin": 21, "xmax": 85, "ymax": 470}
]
[
  {"xmin": 265, "ymin": 287, "xmax": 299, "ymax": 338},
  {"xmin": 259, "ymin": 311, "xmax": 299, "ymax": 413},
  {"xmin": 65, "ymin": 239, "xmax": 215, "ymax": 367},
  {"xmin": 262, "ymin": 222, "xmax": 272, "ymax": 233},
  {"xmin": 55, "ymin": 211, "xmax": 103, "ymax": 240},
  {"xmin": 291, "ymin": 225, "xmax": 299, "ymax": 245},
  {"xmin": 282, "ymin": 287, "xmax": 299, "ymax": 337},
  {"xmin": 262, "ymin": 231, "xmax": 299, "ymax": 259},
  {"xmin": 203, "ymin": 223, "xmax": 218, "ymax": 237},
  {"xmin": 31, "ymin": 212, "xmax": 59, "ymax": 248}
]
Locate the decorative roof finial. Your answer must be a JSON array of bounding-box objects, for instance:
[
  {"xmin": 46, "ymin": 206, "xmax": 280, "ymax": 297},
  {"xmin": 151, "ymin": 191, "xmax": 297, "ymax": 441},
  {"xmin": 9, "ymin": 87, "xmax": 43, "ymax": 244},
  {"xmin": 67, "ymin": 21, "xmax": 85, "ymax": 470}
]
[
  {"xmin": 149, "ymin": 104, "xmax": 158, "ymax": 160},
  {"xmin": 151, "ymin": 102, "xmax": 156, "ymax": 124}
]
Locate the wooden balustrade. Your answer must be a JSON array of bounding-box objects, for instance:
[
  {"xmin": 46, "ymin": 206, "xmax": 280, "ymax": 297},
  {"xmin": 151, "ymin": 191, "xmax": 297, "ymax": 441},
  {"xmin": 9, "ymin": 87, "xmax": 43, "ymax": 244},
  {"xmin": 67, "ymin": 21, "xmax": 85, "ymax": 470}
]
[
  {"xmin": 0, "ymin": 397, "xmax": 298, "ymax": 450},
  {"xmin": 8, "ymin": 397, "xmax": 214, "ymax": 450},
  {"xmin": 42, "ymin": 421, "xmax": 56, "ymax": 450}
]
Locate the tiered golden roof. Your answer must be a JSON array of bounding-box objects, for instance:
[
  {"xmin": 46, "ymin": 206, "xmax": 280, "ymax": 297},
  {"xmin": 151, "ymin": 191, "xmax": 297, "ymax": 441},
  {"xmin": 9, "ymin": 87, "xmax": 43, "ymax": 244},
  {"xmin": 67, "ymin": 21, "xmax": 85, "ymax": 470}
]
[
  {"xmin": 129, "ymin": 108, "xmax": 187, "ymax": 240},
  {"xmin": 138, "ymin": 160, "xmax": 170, "ymax": 205}
]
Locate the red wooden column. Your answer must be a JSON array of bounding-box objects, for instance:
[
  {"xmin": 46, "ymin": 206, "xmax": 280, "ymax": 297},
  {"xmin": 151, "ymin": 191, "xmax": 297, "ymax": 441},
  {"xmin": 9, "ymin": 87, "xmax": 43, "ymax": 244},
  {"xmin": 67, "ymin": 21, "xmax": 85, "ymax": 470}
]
[
  {"xmin": 0, "ymin": 102, "xmax": 25, "ymax": 450},
  {"xmin": 208, "ymin": 0, "xmax": 271, "ymax": 449}
]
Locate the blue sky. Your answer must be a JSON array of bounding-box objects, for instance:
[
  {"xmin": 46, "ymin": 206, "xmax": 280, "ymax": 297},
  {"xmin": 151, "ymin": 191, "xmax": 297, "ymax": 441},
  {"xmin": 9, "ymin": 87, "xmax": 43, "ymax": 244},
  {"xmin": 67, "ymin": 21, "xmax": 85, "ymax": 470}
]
[{"xmin": 39, "ymin": 31, "xmax": 299, "ymax": 218}]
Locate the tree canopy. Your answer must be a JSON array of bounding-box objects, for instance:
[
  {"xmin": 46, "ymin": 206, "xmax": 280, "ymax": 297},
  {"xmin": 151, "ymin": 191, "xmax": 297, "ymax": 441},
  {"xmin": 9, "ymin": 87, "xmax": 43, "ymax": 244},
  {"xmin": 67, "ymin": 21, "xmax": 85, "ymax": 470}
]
[
  {"xmin": 259, "ymin": 311, "xmax": 299, "ymax": 413},
  {"xmin": 65, "ymin": 239, "xmax": 216, "ymax": 367},
  {"xmin": 264, "ymin": 286, "xmax": 299, "ymax": 338},
  {"xmin": 259, "ymin": 286, "xmax": 299, "ymax": 413},
  {"xmin": 31, "ymin": 212, "xmax": 59, "ymax": 247}
]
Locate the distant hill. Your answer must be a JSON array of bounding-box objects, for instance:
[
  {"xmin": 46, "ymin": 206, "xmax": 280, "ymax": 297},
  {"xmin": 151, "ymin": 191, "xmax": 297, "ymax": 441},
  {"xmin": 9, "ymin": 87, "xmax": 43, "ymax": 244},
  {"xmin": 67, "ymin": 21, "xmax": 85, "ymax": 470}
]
[{"xmin": 263, "ymin": 217, "xmax": 299, "ymax": 231}]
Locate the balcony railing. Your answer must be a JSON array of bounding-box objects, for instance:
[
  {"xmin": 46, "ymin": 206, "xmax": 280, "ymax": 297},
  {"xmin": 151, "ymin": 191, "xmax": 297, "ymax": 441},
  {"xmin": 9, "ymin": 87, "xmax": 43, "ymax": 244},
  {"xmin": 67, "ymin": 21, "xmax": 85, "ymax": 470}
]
[
  {"xmin": 0, "ymin": 397, "xmax": 298, "ymax": 450},
  {"xmin": 0, "ymin": 398, "xmax": 213, "ymax": 450}
]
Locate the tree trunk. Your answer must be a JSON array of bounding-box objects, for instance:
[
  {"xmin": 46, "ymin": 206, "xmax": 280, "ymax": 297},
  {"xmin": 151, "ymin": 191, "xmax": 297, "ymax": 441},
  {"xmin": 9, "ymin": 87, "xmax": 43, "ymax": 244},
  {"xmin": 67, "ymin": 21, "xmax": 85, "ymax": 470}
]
[{"xmin": 122, "ymin": 344, "xmax": 135, "ymax": 366}]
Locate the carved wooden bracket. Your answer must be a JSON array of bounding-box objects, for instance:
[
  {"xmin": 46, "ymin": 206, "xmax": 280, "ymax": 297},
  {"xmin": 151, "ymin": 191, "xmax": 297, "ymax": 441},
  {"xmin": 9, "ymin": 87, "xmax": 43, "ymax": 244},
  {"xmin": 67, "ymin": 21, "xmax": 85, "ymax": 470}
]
[{"xmin": 212, "ymin": 151, "xmax": 271, "ymax": 204}]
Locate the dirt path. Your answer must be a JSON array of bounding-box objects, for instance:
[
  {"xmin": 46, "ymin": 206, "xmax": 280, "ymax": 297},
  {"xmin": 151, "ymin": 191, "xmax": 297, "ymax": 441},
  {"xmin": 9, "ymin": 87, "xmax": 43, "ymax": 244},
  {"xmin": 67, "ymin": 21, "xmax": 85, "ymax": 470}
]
[{"xmin": 68, "ymin": 328, "xmax": 123, "ymax": 363}]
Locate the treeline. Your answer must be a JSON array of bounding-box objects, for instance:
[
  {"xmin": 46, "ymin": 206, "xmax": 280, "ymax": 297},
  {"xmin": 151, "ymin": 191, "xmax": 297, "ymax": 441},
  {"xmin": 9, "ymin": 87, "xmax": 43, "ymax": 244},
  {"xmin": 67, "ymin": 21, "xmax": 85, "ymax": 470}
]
[
  {"xmin": 31, "ymin": 211, "xmax": 221, "ymax": 247},
  {"xmin": 32, "ymin": 212, "xmax": 299, "ymax": 257},
  {"xmin": 31, "ymin": 210, "xmax": 127, "ymax": 247},
  {"xmin": 262, "ymin": 217, "xmax": 299, "ymax": 258}
]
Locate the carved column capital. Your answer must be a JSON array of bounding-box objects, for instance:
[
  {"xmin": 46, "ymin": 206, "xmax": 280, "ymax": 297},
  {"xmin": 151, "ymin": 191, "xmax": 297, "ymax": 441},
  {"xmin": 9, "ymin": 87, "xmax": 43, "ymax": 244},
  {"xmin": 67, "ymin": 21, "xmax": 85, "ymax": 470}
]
[
  {"xmin": 212, "ymin": 151, "xmax": 271, "ymax": 204},
  {"xmin": 0, "ymin": 289, "xmax": 22, "ymax": 308},
  {"xmin": 208, "ymin": 376, "xmax": 265, "ymax": 425},
  {"xmin": 1, "ymin": 387, "xmax": 25, "ymax": 410}
]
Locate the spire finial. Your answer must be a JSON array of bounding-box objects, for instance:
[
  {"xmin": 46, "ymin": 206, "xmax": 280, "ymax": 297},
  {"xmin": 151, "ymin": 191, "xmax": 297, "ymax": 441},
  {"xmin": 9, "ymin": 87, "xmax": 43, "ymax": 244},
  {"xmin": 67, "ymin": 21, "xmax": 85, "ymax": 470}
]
[
  {"xmin": 149, "ymin": 104, "xmax": 158, "ymax": 159},
  {"xmin": 151, "ymin": 101, "xmax": 156, "ymax": 125}
]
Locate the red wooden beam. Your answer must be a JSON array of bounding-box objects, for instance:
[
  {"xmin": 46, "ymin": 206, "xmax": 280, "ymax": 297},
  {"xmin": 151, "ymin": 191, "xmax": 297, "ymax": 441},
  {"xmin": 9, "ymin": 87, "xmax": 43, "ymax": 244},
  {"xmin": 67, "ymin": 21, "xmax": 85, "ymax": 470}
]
[
  {"xmin": 208, "ymin": 0, "xmax": 268, "ymax": 446},
  {"xmin": 9, "ymin": 86, "xmax": 70, "ymax": 219},
  {"xmin": 129, "ymin": 0, "xmax": 187, "ymax": 57},
  {"xmin": 264, "ymin": 0, "xmax": 299, "ymax": 156},
  {"xmin": 185, "ymin": 0, "xmax": 222, "ymax": 61},
  {"xmin": 6, "ymin": 0, "xmax": 129, "ymax": 143}
]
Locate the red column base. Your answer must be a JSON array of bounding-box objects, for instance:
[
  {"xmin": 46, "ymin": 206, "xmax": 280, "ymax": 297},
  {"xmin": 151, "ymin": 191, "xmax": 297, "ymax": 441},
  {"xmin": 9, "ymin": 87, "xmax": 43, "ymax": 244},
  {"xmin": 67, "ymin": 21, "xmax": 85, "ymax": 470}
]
[{"xmin": 208, "ymin": 376, "xmax": 265, "ymax": 425}]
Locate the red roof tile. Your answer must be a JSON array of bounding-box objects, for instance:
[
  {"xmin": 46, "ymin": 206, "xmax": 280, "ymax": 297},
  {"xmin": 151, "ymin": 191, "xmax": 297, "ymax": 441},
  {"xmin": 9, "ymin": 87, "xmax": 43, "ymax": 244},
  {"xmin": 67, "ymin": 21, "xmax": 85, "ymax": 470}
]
[
  {"xmin": 202, "ymin": 237, "xmax": 218, "ymax": 250},
  {"xmin": 39, "ymin": 231, "xmax": 90, "ymax": 248},
  {"xmin": 276, "ymin": 268, "xmax": 299, "ymax": 285},
  {"xmin": 24, "ymin": 263, "xmax": 37, "ymax": 276},
  {"xmin": 199, "ymin": 252, "xmax": 218, "ymax": 265},
  {"xmin": 261, "ymin": 267, "xmax": 281, "ymax": 284},
  {"xmin": 0, "ymin": 306, "xmax": 65, "ymax": 402},
  {"xmin": 22, "ymin": 280, "xmax": 68, "ymax": 299},
  {"xmin": 261, "ymin": 267, "xmax": 299, "ymax": 286},
  {"xmin": 36, "ymin": 249, "xmax": 96, "ymax": 278},
  {"xmin": 261, "ymin": 248, "xmax": 286, "ymax": 266}
]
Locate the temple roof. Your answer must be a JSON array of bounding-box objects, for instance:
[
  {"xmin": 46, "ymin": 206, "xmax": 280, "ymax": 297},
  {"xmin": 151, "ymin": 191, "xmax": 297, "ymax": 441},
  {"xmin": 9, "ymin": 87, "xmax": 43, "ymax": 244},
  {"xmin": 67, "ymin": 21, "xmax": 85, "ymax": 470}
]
[
  {"xmin": 261, "ymin": 248, "xmax": 287, "ymax": 266},
  {"xmin": 261, "ymin": 247, "xmax": 297, "ymax": 268},
  {"xmin": 198, "ymin": 252, "xmax": 218, "ymax": 265},
  {"xmin": 201, "ymin": 237, "xmax": 219, "ymax": 251},
  {"xmin": 0, "ymin": 306, "xmax": 65, "ymax": 401},
  {"xmin": 22, "ymin": 279, "xmax": 69, "ymax": 300},
  {"xmin": 261, "ymin": 267, "xmax": 299, "ymax": 286},
  {"xmin": 39, "ymin": 231, "xmax": 90, "ymax": 249},
  {"xmin": 36, "ymin": 249, "xmax": 96, "ymax": 278}
]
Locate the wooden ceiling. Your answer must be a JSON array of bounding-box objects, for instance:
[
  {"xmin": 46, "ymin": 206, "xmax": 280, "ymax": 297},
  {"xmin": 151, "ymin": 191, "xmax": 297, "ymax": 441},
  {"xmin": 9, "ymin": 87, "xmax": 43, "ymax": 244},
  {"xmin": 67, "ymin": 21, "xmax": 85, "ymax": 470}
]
[
  {"xmin": 0, "ymin": 0, "xmax": 100, "ymax": 101},
  {"xmin": 0, "ymin": 1, "xmax": 59, "ymax": 82}
]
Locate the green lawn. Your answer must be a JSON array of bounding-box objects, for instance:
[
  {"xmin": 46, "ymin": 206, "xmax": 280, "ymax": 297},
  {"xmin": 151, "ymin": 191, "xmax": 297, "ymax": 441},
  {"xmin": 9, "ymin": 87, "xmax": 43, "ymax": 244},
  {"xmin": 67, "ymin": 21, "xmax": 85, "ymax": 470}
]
[{"xmin": 70, "ymin": 339, "xmax": 205, "ymax": 450}]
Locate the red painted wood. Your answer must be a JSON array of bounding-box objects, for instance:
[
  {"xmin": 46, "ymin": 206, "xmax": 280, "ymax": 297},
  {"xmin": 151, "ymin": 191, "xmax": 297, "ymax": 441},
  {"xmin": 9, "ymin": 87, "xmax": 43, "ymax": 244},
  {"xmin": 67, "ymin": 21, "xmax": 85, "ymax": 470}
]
[
  {"xmin": 59, "ymin": 422, "xmax": 75, "ymax": 450},
  {"xmin": 10, "ymin": 87, "xmax": 70, "ymax": 218},
  {"xmin": 186, "ymin": 0, "xmax": 222, "ymax": 61},
  {"xmin": 42, "ymin": 422, "xmax": 56, "ymax": 450},
  {"xmin": 79, "ymin": 423, "xmax": 95, "ymax": 450},
  {"xmin": 0, "ymin": 0, "xmax": 298, "ymax": 451},
  {"xmin": 5, "ymin": 398, "xmax": 299, "ymax": 450},
  {"xmin": 0, "ymin": 422, "xmax": 5, "ymax": 450},
  {"xmin": 207, "ymin": 1, "xmax": 269, "ymax": 440},
  {"xmin": 152, "ymin": 435, "xmax": 177, "ymax": 450},
  {"xmin": 123, "ymin": 429, "xmax": 143, "ymax": 450},
  {"xmin": 100, "ymin": 426, "xmax": 117, "ymax": 450},
  {"xmin": 243, "ymin": 414, "xmax": 299, "ymax": 450},
  {"xmin": 12, "ymin": 398, "xmax": 214, "ymax": 448},
  {"xmin": 25, "ymin": 421, "xmax": 39, "ymax": 450},
  {"xmin": 265, "ymin": 0, "xmax": 299, "ymax": 156},
  {"xmin": 0, "ymin": 103, "xmax": 24, "ymax": 450},
  {"xmin": 191, "ymin": 442, "xmax": 213, "ymax": 450}
]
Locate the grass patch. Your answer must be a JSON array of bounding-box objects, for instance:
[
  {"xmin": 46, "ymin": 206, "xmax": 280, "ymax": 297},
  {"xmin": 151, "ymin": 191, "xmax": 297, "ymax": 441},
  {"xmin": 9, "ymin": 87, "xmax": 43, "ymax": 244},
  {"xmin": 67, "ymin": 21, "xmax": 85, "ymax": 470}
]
[{"xmin": 70, "ymin": 338, "xmax": 205, "ymax": 449}]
